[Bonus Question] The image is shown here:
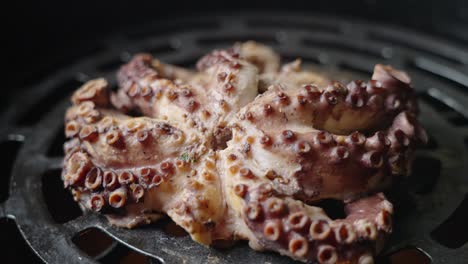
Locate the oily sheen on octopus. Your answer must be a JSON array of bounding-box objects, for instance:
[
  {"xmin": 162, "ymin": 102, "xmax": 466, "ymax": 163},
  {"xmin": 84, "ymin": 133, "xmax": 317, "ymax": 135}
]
[{"xmin": 61, "ymin": 42, "xmax": 427, "ymax": 263}]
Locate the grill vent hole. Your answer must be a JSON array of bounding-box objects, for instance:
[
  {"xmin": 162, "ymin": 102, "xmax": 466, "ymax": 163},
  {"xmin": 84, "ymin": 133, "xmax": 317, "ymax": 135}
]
[
  {"xmin": 310, "ymin": 199, "xmax": 346, "ymax": 220},
  {"xmin": 380, "ymin": 247, "xmax": 431, "ymax": 264},
  {"xmin": 0, "ymin": 139, "xmax": 23, "ymax": 203},
  {"xmin": 431, "ymin": 194, "xmax": 468, "ymax": 249},
  {"xmin": 72, "ymin": 228, "xmax": 116, "ymax": 259},
  {"xmin": 1, "ymin": 218, "xmax": 43, "ymax": 263},
  {"xmin": 18, "ymin": 79, "xmax": 82, "ymax": 125},
  {"xmin": 408, "ymin": 155, "xmax": 441, "ymax": 195},
  {"xmin": 47, "ymin": 125, "xmax": 65, "ymax": 157},
  {"xmin": 42, "ymin": 169, "xmax": 82, "ymax": 223}
]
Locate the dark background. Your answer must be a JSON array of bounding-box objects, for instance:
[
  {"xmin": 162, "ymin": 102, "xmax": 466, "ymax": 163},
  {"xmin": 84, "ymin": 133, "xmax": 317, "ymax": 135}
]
[{"xmin": 5, "ymin": 0, "xmax": 468, "ymax": 108}]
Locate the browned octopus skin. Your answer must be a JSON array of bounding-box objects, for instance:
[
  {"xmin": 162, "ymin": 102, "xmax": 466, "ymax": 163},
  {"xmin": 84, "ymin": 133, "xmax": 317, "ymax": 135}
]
[{"xmin": 62, "ymin": 42, "xmax": 426, "ymax": 263}]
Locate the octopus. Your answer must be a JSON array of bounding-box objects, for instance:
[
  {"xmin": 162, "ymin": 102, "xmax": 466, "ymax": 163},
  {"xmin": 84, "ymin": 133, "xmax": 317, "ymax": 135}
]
[{"xmin": 62, "ymin": 41, "xmax": 427, "ymax": 263}]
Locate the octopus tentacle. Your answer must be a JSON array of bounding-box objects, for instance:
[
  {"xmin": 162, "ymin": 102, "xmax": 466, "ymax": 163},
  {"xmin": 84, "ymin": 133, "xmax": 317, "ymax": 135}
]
[
  {"xmin": 113, "ymin": 49, "xmax": 259, "ymax": 148},
  {"xmin": 224, "ymin": 65, "xmax": 425, "ymax": 203},
  {"xmin": 219, "ymin": 141, "xmax": 392, "ymax": 262},
  {"xmin": 233, "ymin": 41, "xmax": 280, "ymax": 74},
  {"xmin": 64, "ymin": 80, "xmax": 225, "ymax": 245}
]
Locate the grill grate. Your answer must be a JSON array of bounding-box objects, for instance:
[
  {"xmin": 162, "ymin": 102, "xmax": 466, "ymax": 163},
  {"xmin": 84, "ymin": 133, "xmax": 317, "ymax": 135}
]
[{"xmin": 1, "ymin": 13, "xmax": 468, "ymax": 264}]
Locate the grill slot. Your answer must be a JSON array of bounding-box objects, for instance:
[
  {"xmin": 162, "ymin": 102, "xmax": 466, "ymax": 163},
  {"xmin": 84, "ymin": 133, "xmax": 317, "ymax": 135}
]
[
  {"xmin": 72, "ymin": 228, "xmax": 117, "ymax": 260},
  {"xmin": 1, "ymin": 218, "xmax": 43, "ymax": 263},
  {"xmin": 408, "ymin": 156, "xmax": 441, "ymax": 195},
  {"xmin": 413, "ymin": 58, "xmax": 468, "ymax": 94},
  {"xmin": 0, "ymin": 139, "xmax": 22, "ymax": 203},
  {"xmin": 431, "ymin": 195, "xmax": 468, "ymax": 249},
  {"xmin": 42, "ymin": 169, "xmax": 82, "ymax": 223},
  {"xmin": 338, "ymin": 61, "xmax": 373, "ymax": 76},
  {"xmin": 384, "ymin": 247, "xmax": 431, "ymax": 264},
  {"xmin": 145, "ymin": 42, "xmax": 178, "ymax": 56}
]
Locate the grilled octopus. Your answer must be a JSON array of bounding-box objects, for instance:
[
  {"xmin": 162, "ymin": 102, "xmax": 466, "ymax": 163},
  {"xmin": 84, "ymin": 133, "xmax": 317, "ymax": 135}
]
[{"xmin": 62, "ymin": 42, "xmax": 427, "ymax": 263}]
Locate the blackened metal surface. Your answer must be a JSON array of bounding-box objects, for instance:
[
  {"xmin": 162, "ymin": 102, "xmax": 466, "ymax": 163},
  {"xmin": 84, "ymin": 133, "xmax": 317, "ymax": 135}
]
[{"xmin": 1, "ymin": 13, "xmax": 467, "ymax": 263}]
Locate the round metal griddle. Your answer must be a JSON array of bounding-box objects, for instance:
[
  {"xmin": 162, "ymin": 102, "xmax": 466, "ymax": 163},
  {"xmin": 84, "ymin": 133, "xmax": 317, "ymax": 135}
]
[{"xmin": 1, "ymin": 13, "xmax": 467, "ymax": 264}]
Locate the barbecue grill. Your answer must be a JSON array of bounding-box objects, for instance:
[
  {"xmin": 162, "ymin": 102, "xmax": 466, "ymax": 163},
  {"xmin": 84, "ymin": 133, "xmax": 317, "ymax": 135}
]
[{"xmin": 1, "ymin": 13, "xmax": 467, "ymax": 264}]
